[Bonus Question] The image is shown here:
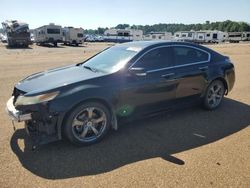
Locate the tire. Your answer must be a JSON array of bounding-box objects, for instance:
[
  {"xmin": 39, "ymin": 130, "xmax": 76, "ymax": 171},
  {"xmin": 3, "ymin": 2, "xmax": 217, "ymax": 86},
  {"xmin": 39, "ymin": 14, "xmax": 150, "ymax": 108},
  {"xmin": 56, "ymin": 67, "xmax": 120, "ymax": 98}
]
[
  {"xmin": 203, "ymin": 80, "xmax": 225, "ymax": 110},
  {"xmin": 64, "ymin": 102, "xmax": 111, "ymax": 146}
]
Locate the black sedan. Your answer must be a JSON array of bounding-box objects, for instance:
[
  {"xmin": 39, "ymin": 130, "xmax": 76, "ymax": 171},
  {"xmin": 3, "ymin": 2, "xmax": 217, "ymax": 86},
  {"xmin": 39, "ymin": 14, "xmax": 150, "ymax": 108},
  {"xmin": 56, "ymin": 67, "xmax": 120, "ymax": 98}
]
[{"xmin": 6, "ymin": 41, "xmax": 235, "ymax": 147}]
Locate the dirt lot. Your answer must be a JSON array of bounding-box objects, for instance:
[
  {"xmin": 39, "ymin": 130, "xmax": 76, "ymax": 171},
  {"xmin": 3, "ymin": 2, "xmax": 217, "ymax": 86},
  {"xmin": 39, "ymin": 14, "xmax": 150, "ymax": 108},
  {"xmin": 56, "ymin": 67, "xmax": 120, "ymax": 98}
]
[{"xmin": 0, "ymin": 42, "xmax": 249, "ymax": 188}]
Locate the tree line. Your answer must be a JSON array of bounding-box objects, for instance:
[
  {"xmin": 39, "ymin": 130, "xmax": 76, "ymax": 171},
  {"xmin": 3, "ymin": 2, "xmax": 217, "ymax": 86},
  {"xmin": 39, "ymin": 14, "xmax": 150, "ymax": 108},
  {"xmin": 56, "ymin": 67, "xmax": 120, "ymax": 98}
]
[{"xmin": 85, "ymin": 20, "xmax": 250, "ymax": 35}]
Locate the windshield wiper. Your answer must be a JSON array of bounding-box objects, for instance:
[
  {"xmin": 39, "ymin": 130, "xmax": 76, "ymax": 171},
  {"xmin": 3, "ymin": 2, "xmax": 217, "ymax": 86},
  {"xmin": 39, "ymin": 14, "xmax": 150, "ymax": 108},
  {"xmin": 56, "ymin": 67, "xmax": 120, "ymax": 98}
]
[{"xmin": 83, "ymin": 65, "xmax": 98, "ymax": 72}]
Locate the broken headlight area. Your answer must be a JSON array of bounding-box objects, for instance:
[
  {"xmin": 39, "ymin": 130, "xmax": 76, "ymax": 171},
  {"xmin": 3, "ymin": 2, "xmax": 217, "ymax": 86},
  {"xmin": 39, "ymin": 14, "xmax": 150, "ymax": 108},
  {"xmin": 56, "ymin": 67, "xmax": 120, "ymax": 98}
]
[{"xmin": 17, "ymin": 103, "xmax": 61, "ymax": 148}]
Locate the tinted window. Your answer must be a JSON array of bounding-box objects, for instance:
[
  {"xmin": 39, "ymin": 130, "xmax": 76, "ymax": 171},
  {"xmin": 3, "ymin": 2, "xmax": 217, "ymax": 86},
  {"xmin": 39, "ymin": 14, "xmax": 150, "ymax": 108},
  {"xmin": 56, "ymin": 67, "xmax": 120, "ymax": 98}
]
[
  {"xmin": 134, "ymin": 47, "xmax": 173, "ymax": 71},
  {"xmin": 47, "ymin": 29, "xmax": 60, "ymax": 34},
  {"xmin": 173, "ymin": 46, "xmax": 209, "ymax": 66}
]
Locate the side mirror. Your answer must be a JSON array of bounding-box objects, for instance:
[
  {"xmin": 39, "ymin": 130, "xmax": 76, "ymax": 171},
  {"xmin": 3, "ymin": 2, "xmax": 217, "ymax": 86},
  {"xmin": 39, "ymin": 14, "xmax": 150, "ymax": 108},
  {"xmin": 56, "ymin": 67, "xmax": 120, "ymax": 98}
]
[{"xmin": 129, "ymin": 67, "xmax": 147, "ymax": 76}]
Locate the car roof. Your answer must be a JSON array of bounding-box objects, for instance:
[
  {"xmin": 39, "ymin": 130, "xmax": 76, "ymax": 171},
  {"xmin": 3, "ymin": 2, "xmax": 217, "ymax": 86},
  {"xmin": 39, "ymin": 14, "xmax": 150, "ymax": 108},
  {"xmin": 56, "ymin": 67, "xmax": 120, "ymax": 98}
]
[{"xmin": 116, "ymin": 40, "xmax": 202, "ymax": 50}]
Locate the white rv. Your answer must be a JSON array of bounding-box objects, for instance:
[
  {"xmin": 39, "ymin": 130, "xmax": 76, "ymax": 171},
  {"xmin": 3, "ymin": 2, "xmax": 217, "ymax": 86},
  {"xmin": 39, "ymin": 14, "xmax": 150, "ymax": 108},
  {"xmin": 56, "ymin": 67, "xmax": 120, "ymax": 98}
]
[
  {"xmin": 227, "ymin": 32, "xmax": 243, "ymax": 43},
  {"xmin": 62, "ymin": 27, "xmax": 84, "ymax": 46},
  {"xmin": 241, "ymin": 32, "xmax": 250, "ymax": 41},
  {"xmin": 144, "ymin": 32, "xmax": 173, "ymax": 41},
  {"xmin": 195, "ymin": 31, "xmax": 227, "ymax": 43},
  {"xmin": 174, "ymin": 31, "xmax": 195, "ymax": 42},
  {"xmin": 104, "ymin": 29, "xmax": 143, "ymax": 43},
  {"xmin": 175, "ymin": 30, "xmax": 227, "ymax": 43},
  {"xmin": 34, "ymin": 23, "xmax": 62, "ymax": 46}
]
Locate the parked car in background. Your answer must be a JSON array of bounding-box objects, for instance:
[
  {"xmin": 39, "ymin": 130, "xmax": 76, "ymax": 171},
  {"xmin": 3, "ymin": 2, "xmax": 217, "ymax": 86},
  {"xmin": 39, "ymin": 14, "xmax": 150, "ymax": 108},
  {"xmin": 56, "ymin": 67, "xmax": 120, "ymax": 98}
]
[
  {"xmin": 85, "ymin": 34, "xmax": 96, "ymax": 42},
  {"xmin": 30, "ymin": 33, "xmax": 35, "ymax": 43},
  {"xmin": 1, "ymin": 34, "xmax": 7, "ymax": 43},
  {"xmin": 95, "ymin": 35, "xmax": 104, "ymax": 42},
  {"xmin": 6, "ymin": 41, "xmax": 235, "ymax": 148}
]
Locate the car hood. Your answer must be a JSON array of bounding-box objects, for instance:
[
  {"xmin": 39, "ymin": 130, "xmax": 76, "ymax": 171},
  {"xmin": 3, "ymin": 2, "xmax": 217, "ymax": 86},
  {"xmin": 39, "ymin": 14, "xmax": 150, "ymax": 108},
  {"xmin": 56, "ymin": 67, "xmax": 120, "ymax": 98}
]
[{"xmin": 16, "ymin": 65, "xmax": 106, "ymax": 94}]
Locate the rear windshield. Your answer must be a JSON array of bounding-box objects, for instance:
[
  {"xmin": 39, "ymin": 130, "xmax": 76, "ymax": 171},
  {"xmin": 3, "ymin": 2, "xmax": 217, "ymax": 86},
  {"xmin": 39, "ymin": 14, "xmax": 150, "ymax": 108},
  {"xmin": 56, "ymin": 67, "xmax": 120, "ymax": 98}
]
[
  {"xmin": 47, "ymin": 28, "xmax": 60, "ymax": 34},
  {"xmin": 77, "ymin": 33, "xmax": 84, "ymax": 38}
]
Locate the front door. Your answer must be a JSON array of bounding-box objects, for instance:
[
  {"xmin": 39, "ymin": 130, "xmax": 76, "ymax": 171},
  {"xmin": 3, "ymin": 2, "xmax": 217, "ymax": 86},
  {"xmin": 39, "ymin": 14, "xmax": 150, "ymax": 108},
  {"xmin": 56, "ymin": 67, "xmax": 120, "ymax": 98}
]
[{"xmin": 118, "ymin": 46, "xmax": 177, "ymax": 118}]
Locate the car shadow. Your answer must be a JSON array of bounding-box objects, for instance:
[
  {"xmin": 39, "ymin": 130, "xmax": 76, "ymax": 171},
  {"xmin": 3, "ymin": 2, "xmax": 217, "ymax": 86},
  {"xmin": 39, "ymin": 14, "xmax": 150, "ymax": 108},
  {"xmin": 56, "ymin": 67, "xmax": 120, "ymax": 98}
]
[{"xmin": 10, "ymin": 98, "xmax": 250, "ymax": 179}]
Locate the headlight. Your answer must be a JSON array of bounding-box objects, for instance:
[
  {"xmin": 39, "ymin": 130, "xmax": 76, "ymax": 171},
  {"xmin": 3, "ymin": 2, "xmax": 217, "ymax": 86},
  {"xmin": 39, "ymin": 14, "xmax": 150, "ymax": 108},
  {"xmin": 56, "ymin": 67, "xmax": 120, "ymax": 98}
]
[{"xmin": 15, "ymin": 91, "xmax": 59, "ymax": 106}]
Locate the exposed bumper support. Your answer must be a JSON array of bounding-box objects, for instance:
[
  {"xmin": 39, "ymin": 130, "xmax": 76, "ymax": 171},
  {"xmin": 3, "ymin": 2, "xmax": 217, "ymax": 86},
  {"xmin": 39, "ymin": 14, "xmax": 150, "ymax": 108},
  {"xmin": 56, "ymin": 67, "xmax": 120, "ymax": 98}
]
[{"xmin": 5, "ymin": 97, "xmax": 32, "ymax": 122}]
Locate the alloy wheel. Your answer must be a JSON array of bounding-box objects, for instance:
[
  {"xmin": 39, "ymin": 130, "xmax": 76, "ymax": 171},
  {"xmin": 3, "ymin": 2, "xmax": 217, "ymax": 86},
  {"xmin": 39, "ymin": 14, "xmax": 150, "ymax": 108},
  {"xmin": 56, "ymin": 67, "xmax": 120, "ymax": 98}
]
[{"xmin": 71, "ymin": 107, "xmax": 107, "ymax": 142}]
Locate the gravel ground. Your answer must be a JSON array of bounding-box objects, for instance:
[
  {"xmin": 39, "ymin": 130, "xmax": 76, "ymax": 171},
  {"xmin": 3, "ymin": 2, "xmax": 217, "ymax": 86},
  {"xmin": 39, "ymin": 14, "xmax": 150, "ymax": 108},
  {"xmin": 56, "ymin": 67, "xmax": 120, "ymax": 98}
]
[{"xmin": 0, "ymin": 42, "xmax": 249, "ymax": 188}]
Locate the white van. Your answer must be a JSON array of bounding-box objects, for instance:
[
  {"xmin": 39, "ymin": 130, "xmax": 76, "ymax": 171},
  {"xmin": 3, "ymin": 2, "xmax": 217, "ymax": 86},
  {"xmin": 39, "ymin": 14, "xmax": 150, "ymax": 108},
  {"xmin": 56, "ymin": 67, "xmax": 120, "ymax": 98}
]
[{"xmin": 63, "ymin": 27, "xmax": 84, "ymax": 46}]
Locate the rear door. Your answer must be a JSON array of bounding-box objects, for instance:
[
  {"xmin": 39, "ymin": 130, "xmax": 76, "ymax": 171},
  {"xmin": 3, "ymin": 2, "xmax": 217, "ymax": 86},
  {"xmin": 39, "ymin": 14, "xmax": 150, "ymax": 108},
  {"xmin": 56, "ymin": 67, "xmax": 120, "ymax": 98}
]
[{"xmin": 171, "ymin": 45, "xmax": 210, "ymax": 103}]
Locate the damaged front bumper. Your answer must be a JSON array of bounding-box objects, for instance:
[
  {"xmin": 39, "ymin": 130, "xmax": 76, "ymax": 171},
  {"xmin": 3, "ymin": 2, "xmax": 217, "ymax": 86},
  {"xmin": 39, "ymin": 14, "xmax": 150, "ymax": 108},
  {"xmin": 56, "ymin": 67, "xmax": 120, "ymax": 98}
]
[{"xmin": 6, "ymin": 96, "xmax": 61, "ymax": 147}]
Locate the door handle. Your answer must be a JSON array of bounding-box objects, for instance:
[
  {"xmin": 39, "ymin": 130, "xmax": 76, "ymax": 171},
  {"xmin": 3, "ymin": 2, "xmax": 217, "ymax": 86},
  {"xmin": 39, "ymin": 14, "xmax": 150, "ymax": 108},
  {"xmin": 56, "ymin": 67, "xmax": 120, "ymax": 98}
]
[
  {"xmin": 199, "ymin": 66, "xmax": 208, "ymax": 71},
  {"xmin": 161, "ymin": 73, "xmax": 175, "ymax": 78}
]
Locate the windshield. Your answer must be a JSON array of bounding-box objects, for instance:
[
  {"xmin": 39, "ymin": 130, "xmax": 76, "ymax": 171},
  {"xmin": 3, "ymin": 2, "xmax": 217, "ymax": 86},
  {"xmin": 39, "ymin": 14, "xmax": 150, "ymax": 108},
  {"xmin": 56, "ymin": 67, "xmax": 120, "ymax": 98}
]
[{"xmin": 82, "ymin": 46, "xmax": 141, "ymax": 73}]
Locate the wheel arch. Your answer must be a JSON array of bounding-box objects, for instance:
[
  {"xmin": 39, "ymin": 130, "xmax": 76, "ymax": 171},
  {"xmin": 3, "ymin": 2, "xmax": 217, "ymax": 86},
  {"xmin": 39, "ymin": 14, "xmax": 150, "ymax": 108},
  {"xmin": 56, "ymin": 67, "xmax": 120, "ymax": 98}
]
[{"xmin": 211, "ymin": 77, "xmax": 229, "ymax": 95}]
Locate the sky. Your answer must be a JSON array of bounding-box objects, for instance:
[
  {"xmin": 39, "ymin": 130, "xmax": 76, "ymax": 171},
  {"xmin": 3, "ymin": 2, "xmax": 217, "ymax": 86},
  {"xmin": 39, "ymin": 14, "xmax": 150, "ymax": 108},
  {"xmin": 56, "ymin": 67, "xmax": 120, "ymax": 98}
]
[{"xmin": 0, "ymin": 0, "xmax": 250, "ymax": 29}]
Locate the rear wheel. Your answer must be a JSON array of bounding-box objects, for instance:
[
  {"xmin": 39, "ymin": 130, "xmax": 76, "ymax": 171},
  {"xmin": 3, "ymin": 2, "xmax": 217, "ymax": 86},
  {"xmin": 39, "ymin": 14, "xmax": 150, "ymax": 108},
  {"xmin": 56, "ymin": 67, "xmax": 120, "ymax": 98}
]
[
  {"xmin": 64, "ymin": 102, "xmax": 111, "ymax": 146},
  {"xmin": 203, "ymin": 80, "xmax": 225, "ymax": 110}
]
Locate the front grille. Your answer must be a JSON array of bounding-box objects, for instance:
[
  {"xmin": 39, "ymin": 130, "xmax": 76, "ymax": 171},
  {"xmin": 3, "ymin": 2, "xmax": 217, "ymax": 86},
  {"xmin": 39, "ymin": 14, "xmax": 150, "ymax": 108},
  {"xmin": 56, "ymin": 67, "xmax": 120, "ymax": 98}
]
[{"xmin": 12, "ymin": 87, "xmax": 26, "ymax": 105}]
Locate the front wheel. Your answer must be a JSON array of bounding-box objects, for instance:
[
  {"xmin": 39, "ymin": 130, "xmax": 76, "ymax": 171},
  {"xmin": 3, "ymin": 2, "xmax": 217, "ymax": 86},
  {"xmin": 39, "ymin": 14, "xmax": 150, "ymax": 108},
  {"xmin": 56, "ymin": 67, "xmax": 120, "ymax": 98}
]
[
  {"xmin": 64, "ymin": 102, "xmax": 111, "ymax": 146},
  {"xmin": 203, "ymin": 80, "xmax": 225, "ymax": 110}
]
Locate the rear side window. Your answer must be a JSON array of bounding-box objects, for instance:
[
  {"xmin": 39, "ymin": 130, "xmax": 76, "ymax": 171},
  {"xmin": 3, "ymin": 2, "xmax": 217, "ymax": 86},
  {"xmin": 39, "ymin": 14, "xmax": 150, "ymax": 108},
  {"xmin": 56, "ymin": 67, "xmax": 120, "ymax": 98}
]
[
  {"xmin": 134, "ymin": 47, "xmax": 174, "ymax": 71},
  {"xmin": 173, "ymin": 46, "xmax": 209, "ymax": 66}
]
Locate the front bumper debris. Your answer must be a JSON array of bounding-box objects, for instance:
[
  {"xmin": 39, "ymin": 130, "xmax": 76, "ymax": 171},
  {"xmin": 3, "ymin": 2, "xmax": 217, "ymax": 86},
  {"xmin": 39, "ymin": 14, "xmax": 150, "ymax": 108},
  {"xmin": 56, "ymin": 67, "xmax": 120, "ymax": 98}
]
[
  {"xmin": 6, "ymin": 96, "xmax": 60, "ymax": 149},
  {"xmin": 6, "ymin": 96, "xmax": 32, "ymax": 122}
]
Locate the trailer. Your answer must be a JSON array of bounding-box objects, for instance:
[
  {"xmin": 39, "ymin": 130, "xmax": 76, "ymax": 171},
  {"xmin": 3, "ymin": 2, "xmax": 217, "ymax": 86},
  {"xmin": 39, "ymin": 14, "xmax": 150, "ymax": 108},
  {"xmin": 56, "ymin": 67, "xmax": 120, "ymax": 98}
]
[
  {"xmin": 195, "ymin": 31, "xmax": 227, "ymax": 43},
  {"xmin": 143, "ymin": 32, "xmax": 173, "ymax": 41},
  {"xmin": 227, "ymin": 32, "xmax": 242, "ymax": 43},
  {"xmin": 62, "ymin": 27, "xmax": 84, "ymax": 46},
  {"xmin": 2, "ymin": 20, "xmax": 31, "ymax": 47},
  {"xmin": 242, "ymin": 32, "xmax": 250, "ymax": 41},
  {"xmin": 104, "ymin": 29, "xmax": 143, "ymax": 43},
  {"xmin": 34, "ymin": 23, "xmax": 62, "ymax": 46},
  {"xmin": 174, "ymin": 30, "xmax": 227, "ymax": 43},
  {"xmin": 174, "ymin": 31, "xmax": 195, "ymax": 42}
]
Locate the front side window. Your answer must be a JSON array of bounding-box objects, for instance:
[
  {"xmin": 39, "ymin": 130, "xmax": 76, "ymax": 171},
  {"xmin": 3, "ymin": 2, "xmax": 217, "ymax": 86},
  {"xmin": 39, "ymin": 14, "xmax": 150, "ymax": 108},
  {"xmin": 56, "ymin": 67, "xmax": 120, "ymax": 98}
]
[
  {"xmin": 47, "ymin": 28, "xmax": 60, "ymax": 34},
  {"xmin": 173, "ymin": 46, "xmax": 209, "ymax": 66},
  {"xmin": 134, "ymin": 47, "xmax": 173, "ymax": 71}
]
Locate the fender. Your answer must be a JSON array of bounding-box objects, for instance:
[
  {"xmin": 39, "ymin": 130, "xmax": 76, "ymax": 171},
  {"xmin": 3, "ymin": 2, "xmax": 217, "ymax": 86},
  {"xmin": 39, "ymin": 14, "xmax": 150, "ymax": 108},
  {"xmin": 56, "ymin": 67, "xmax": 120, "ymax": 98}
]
[{"xmin": 52, "ymin": 85, "xmax": 119, "ymax": 140}]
